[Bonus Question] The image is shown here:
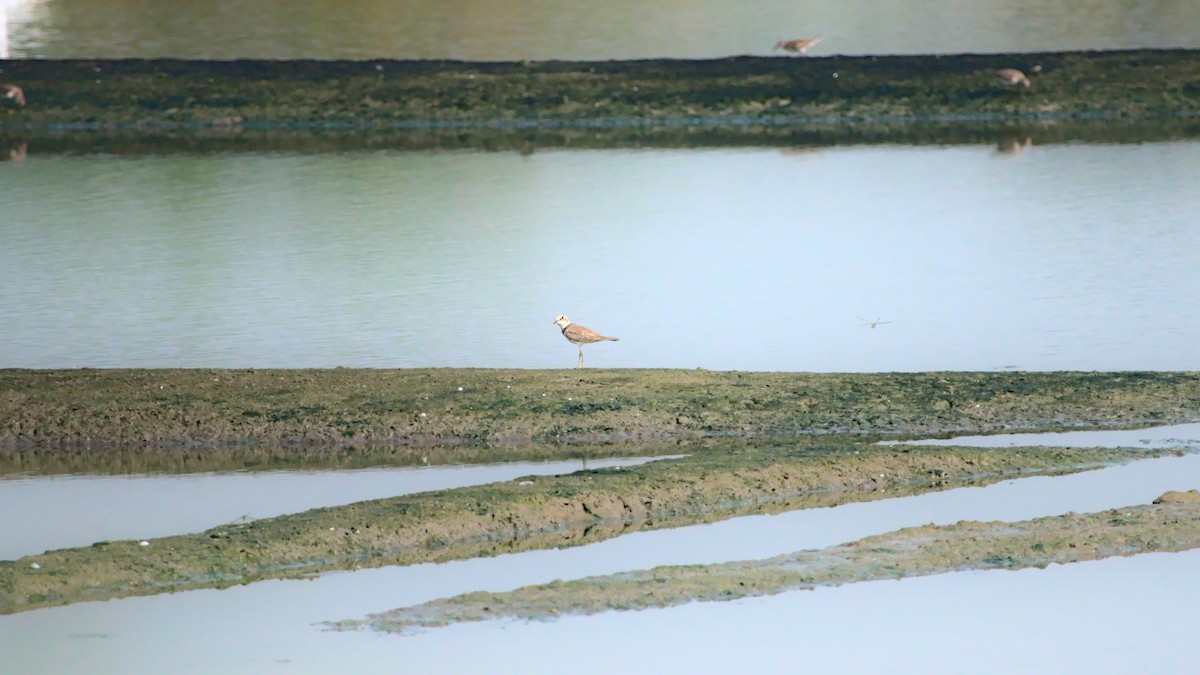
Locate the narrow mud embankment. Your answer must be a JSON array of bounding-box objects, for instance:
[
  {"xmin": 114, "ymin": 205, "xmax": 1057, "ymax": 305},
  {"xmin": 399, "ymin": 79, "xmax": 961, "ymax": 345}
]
[
  {"xmin": 348, "ymin": 494, "xmax": 1200, "ymax": 633},
  {"xmin": 1, "ymin": 441, "xmax": 1183, "ymax": 614},
  {"xmin": 0, "ymin": 49, "xmax": 1196, "ymax": 131}
]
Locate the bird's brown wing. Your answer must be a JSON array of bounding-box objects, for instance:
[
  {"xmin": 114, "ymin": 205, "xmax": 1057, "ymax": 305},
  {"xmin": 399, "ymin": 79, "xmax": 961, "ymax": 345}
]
[{"xmin": 563, "ymin": 323, "xmax": 617, "ymax": 343}]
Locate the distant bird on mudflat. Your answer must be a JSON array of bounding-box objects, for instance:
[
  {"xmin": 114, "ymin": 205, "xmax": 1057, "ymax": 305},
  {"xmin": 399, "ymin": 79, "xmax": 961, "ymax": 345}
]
[
  {"xmin": 773, "ymin": 35, "xmax": 824, "ymax": 55},
  {"xmin": 1, "ymin": 84, "xmax": 26, "ymax": 108},
  {"xmin": 995, "ymin": 68, "xmax": 1031, "ymax": 88},
  {"xmin": 554, "ymin": 315, "xmax": 619, "ymax": 369}
]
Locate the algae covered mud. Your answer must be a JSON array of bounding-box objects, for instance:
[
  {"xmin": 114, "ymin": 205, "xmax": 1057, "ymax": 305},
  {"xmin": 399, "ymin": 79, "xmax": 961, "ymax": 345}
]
[
  {"xmin": 0, "ymin": 49, "xmax": 1197, "ymax": 132},
  {"xmin": 348, "ymin": 495, "xmax": 1200, "ymax": 633},
  {"xmin": 3, "ymin": 369, "xmax": 1199, "ymax": 450},
  {"xmin": 2, "ymin": 369, "xmax": 1200, "ymax": 615},
  {"xmin": 1, "ymin": 440, "xmax": 1191, "ymax": 615}
]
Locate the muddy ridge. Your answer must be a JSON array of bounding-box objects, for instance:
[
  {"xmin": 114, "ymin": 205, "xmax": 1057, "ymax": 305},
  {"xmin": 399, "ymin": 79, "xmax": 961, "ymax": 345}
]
[
  {"xmin": 3, "ymin": 370, "xmax": 1198, "ymax": 614},
  {"xmin": 2, "ymin": 119, "xmax": 1198, "ymax": 162},
  {"xmin": 0, "ymin": 50, "xmax": 1197, "ymax": 132},
  {"xmin": 1, "ymin": 441, "xmax": 1180, "ymax": 614},
  {"xmin": 349, "ymin": 497, "xmax": 1200, "ymax": 633},
  {"xmin": 2, "ymin": 369, "xmax": 1198, "ymax": 452}
]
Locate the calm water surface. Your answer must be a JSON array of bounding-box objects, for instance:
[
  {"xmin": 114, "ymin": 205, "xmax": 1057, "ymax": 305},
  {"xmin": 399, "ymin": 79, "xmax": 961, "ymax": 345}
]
[
  {"xmin": 1, "ymin": 0, "xmax": 1197, "ymax": 59},
  {"xmin": 3, "ymin": 553, "xmax": 1197, "ymax": 674},
  {"xmin": 2, "ymin": 140, "xmax": 1198, "ymax": 371},
  {"xmin": 3, "ymin": 423, "xmax": 1199, "ymax": 673},
  {"xmin": 379, "ymin": 551, "xmax": 1200, "ymax": 675},
  {"xmin": 889, "ymin": 422, "xmax": 1200, "ymax": 448}
]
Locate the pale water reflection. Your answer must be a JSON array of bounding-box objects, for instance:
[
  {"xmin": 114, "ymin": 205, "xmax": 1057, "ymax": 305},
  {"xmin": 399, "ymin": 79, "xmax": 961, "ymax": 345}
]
[
  {"xmin": 387, "ymin": 551, "xmax": 1200, "ymax": 675},
  {"xmin": 1, "ymin": 0, "xmax": 1196, "ymax": 59},
  {"xmin": 2, "ymin": 141, "xmax": 1198, "ymax": 371},
  {"xmin": 887, "ymin": 422, "xmax": 1200, "ymax": 449},
  {"xmin": 0, "ymin": 455, "xmax": 680, "ymax": 560},
  {"xmin": 4, "ymin": 552, "xmax": 1198, "ymax": 674}
]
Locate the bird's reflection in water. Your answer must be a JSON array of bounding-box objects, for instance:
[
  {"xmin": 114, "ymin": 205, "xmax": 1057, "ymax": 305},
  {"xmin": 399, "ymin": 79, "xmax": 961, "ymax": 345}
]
[
  {"xmin": 0, "ymin": 139, "xmax": 27, "ymax": 162},
  {"xmin": 779, "ymin": 146, "xmax": 824, "ymax": 160},
  {"xmin": 994, "ymin": 136, "xmax": 1033, "ymax": 156},
  {"xmin": 773, "ymin": 35, "xmax": 824, "ymax": 55}
]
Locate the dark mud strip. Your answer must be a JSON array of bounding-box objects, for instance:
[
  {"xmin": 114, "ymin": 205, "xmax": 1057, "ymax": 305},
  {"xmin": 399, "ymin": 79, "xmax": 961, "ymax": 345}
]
[
  {"xmin": 3, "ymin": 118, "xmax": 1199, "ymax": 159},
  {"xmin": 2, "ymin": 369, "xmax": 1198, "ymax": 451},
  {"xmin": 0, "ymin": 442, "xmax": 1185, "ymax": 615},
  {"xmin": 0, "ymin": 50, "xmax": 1196, "ymax": 131},
  {"xmin": 347, "ymin": 493, "xmax": 1200, "ymax": 634}
]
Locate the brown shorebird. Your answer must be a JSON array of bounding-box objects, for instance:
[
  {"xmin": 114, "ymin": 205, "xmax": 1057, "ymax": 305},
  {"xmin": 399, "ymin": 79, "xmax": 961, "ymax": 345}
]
[
  {"xmin": 773, "ymin": 35, "xmax": 823, "ymax": 55},
  {"xmin": 1, "ymin": 84, "xmax": 26, "ymax": 108},
  {"xmin": 995, "ymin": 68, "xmax": 1031, "ymax": 88},
  {"xmin": 554, "ymin": 315, "xmax": 619, "ymax": 368}
]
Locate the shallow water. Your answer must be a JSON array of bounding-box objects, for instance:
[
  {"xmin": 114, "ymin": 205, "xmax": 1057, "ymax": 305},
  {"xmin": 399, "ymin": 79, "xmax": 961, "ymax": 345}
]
[
  {"xmin": 379, "ymin": 551, "xmax": 1200, "ymax": 675},
  {"xmin": 2, "ymin": 0, "xmax": 1197, "ymax": 59},
  {"xmin": 4, "ymin": 550, "xmax": 1195, "ymax": 667},
  {"xmin": 885, "ymin": 422, "xmax": 1200, "ymax": 449},
  {"xmin": 2, "ymin": 425, "xmax": 1199, "ymax": 673},
  {"xmin": 4, "ymin": 551, "xmax": 1198, "ymax": 674},
  {"xmin": 3, "ymin": 141, "xmax": 1198, "ymax": 371},
  {"xmin": 0, "ymin": 455, "xmax": 678, "ymax": 560}
]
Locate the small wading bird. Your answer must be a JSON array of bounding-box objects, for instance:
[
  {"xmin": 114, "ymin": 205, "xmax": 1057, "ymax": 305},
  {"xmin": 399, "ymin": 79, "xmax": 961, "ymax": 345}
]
[
  {"xmin": 995, "ymin": 68, "xmax": 1031, "ymax": 88},
  {"xmin": 1, "ymin": 84, "xmax": 26, "ymax": 108},
  {"xmin": 554, "ymin": 315, "xmax": 619, "ymax": 369},
  {"xmin": 773, "ymin": 35, "xmax": 823, "ymax": 55}
]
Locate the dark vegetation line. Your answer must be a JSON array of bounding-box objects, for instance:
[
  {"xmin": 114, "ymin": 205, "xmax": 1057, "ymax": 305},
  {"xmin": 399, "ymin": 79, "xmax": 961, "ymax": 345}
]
[{"xmin": 1, "ymin": 49, "xmax": 1197, "ymax": 132}]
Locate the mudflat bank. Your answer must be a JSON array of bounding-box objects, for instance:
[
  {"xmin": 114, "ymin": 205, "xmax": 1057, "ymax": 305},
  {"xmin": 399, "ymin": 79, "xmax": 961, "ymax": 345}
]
[
  {"xmin": 2, "ymin": 118, "xmax": 1197, "ymax": 162},
  {"xmin": 1, "ymin": 441, "xmax": 1184, "ymax": 614},
  {"xmin": 2, "ymin": 369, "xmax": 1197, "ymax": 614},
  {"xmin": 2, "ymin": 369, "xmax": 1198, "ymax": 451},
  {"xmin": 0, "ymin": 49, "xmax": 1197, "ymax": 131},
  {"xmin": 348, "ymin": 496, "xmax": 1200, "ymax": 633}
]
